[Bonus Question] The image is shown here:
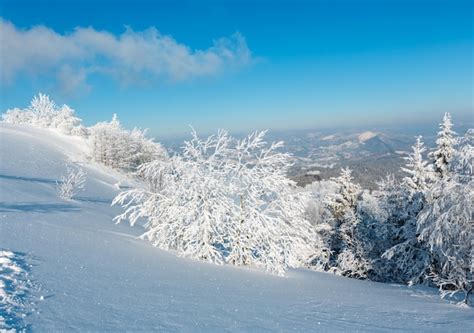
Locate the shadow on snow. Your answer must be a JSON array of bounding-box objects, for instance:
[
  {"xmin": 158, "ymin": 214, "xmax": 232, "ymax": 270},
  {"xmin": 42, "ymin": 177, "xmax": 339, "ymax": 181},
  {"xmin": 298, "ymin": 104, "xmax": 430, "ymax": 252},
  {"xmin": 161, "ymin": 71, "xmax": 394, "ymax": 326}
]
[
  {"xmin": 0, "ymin": 202, "xmax": 80, "ymax": 213},
  {"xmin": 0, "ymin": 174, "xmax": 60, "ymax": 184}
]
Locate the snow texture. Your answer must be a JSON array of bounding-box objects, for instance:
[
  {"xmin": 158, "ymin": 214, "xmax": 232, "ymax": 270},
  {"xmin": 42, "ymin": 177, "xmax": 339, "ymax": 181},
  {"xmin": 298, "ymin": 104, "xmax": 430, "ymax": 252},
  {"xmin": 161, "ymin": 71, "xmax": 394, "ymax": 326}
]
[{"xmin": 0, "ymin": 250, "xmax": 33, "ymax": 332}]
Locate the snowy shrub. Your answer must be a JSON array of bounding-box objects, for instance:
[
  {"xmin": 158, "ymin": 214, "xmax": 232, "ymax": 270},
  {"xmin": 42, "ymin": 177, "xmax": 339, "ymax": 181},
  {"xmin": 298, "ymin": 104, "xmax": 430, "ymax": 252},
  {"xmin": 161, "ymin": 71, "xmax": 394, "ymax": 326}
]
[
  {"xmin": 89, "ymin": 114, "xmax": 167, "ymax": 172},
  {"xmin": 2, "ymin": 93, "xmax": 86, "ymax": 135},
  {"xmin": 57, "ymin": 165, "xmax": 87, "ymax": 201},
  {"xmin": 113, "ymin": 129, "xmax": 316, "ymax": 275}
]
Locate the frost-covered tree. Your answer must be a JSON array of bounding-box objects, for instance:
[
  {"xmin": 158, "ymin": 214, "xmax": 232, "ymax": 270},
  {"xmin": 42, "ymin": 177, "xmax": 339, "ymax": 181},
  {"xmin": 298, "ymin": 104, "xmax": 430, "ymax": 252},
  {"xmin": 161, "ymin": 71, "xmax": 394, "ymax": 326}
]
[
  {"xmin": 50, "ymin": 104, "xmax": 86, "ymax": 136},
  {"xmin": 377, "ymin": 174, "xmax": 430, "ymax": 284},
  {"xmin": 402, "ymin": 136, "xmax": 432, "ymax": 196},
  {"xmin": 57, "ymin": 165, "xmax": 87, "ymax": 201},
  {"xmin": 89, "ymin": 114, "xmax": 167, "ymax": 172},
  {"xmin": 113, "ymin": 129, "xmax": 315, "ymax": 275},
  {"xmin": 333, "ymin": 209, "xmax": 372, "ymax": 279},
  {"xmin": 1, "ymin": 107, "xmax": 32, "ymax": 124},
  {"xmin": 382, "ymin": 116, "xmax": 473, "ymax": 298},
  {"xmin": 355, "ymin": 189, "xmax": 396, "ymax": 281},
  {"xmin": 2, "ymin": 93, "xmax": 86, "ymax": 135},
  {"xmin": 376, "ymin": 174, "xmax": 409, "ymax": 223},
  {"xmin": 304, "ymin": 181, "xmax": 337, "ymax": 270},
  {"xmin": 28, "ymin": 93, "xmax": 57, "ymax": 127},
  {"xmin": 452, "ymin": 129, "xmax": 474, "ymax": 182},
  {"xmin": 386, "ymin": 136, "xmax": 433, "ymax": 281},
  {"xmin": 327, "ymin": 167, "xmax": 360, "ymax": 219},
  {"xmin": 225, "ymin": 131, "xmax": 316, "ymax": 272},
  {"xmin": 319, "ymin": 168, "xmax": 372, "ymax": 278},
  {"xmin": 415, "ymin": 126, "xmax": 473, "ymax": 304},
  {"xmin": 417, "ymin": 178, "xmax": 473, "ymax": 304},
  {"xmin": 430, "ymin": 113, "xmax": 457, "ymax": 179}
]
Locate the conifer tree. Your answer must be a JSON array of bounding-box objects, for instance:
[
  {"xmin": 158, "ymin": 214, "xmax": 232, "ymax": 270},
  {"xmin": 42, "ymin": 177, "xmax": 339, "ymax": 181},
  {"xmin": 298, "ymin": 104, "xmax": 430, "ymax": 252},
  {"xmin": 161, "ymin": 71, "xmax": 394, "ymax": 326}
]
[{"xmin": 430, "ymin": 113, "xmax": 456, "ymax": 179}]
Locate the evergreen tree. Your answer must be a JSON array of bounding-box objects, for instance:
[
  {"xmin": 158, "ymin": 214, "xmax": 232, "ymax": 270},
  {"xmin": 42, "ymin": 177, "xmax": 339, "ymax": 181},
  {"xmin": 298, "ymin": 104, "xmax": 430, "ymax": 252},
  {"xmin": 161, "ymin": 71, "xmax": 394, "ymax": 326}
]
[
  {"xmin": 417, "ymin": 127, "xmax": 473, "ymax": 304},
  {"xmin": 323, "ymin": 168, "xmax": 371, "ymax": 278},
  {"xmin": 417, "ymin": 178, "xmax": 473, "ymax": 304},
  {"xmin": 430, "ymin": 113, "xmax": 456, "ymax": 179},
  {"xmin": 402, "ymin": 136, "xmax": 432, "ymax": 196}
]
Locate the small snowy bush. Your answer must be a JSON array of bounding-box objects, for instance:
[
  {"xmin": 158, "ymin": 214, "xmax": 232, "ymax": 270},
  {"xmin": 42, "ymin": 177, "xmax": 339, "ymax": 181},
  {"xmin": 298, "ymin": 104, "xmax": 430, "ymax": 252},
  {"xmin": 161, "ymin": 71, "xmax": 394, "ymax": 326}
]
[{"xmin": 57, "ymin": 165, "xmax": 87, "ymax": 201}]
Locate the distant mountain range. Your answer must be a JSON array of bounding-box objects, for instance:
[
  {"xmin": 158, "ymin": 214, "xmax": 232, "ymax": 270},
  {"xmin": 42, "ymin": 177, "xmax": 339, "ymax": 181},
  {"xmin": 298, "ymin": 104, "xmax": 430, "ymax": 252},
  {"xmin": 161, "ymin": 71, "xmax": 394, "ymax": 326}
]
[
  {"xmin": 265, "ymin": 122, "xmax": 473, "ymax": 188},
  {"xmin": 270, "ymin": 130, "xmax": 414, "ymax": 188},
  {"xmin": 160, "ymin": 120, "xmax": 473, "ymax": 189}
]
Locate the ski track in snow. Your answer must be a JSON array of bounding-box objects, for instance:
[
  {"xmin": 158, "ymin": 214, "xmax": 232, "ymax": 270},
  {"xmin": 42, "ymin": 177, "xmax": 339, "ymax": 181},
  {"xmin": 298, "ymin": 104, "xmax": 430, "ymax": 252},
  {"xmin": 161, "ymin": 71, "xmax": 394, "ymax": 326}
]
[{"xmin": 0, "ymin": 123, "xmax": 473, "ymax": 332}]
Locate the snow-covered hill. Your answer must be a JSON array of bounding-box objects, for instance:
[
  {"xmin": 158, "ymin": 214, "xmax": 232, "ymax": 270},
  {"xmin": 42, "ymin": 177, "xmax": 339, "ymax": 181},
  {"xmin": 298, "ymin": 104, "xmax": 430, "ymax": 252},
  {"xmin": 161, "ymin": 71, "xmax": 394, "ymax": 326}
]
[{"xmin": 0, "ymin": 123, "xmax": 473, "ymax": 332}]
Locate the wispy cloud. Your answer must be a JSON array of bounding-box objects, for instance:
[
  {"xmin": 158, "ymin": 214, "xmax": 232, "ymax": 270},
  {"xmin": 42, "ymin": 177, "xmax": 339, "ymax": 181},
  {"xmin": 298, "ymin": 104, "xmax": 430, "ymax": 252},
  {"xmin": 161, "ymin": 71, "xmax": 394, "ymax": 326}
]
[{"xmin": 0, "ymin": 19, "xmax": 252, "ymax": 91}]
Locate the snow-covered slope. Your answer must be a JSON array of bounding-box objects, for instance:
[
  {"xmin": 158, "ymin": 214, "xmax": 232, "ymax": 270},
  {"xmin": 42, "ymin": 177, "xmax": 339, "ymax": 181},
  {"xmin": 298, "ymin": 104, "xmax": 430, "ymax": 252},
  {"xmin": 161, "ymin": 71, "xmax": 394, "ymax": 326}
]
[{"xmin": 0, "ymin": 123, "xmax": 473, "ymax": 332}]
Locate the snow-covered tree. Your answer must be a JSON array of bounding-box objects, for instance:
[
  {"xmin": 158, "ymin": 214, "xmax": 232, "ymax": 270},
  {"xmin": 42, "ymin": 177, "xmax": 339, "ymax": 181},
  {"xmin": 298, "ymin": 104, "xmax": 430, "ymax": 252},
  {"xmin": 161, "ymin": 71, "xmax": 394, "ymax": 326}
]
[
  {"xmin": 30, "ymin": 93, "xmax": 57, "ymax": 127},
  {"xmin": 1, "ymin": 107, "xmax": 33, "ymax": 124},
  {"xmin": 57, "ymin": 165, "xmax": 87, "ymax": 201},
  {"xmin": 452, "ymin": 129, "xmax": 474, "ymax": 182},
  {"xmin": 382, "ymin": 116, "xmax": 473, "ymax": 299},
  {"xmin": 430, "ymin": 113, "xmax": 457, "ymax": 179},
  {"xmin": 50, "ymin": 104, "xmax": 86, "ymax": 135},
  {"xmin": 402, "ymin": 136, "xmax": 432, "ymax": 196},
  {"xmin": 415, "ymin": 125, "xmax": 473, "ymax": 304},
  {"xmin": 304, "ymin": 181, "xmax": 337, "ymax": 270},
  {"xmin": 113, "ymin": 129, "xmax": 315, "ymax": 275},
  {"xmin": 326, "ymin": 167, "xmax": 360, "ymax": 219},
  {"xmin": 225, "ymin": 131, "xmax": 316, "ymax": 272},
  {"xmin": 333, "ymin": 208, "xmax": 372, "ymax": 279},
  {"xmin": 376, "ymin": 174, "xmax": 408, "ymax": 223},
  {"xmin": 319, "ymin": 168, "xmax": 372, "ymax": 278},
  {"xmin": 371, "ymin": 171, "xmax": 430, "ymax": 284},
  {"xmin": 417, "ymin": 178, "xmax": 473, "ymax": 304},
  {"xmin": 89, "ymin": 114, "xmax": 167, "ymax": 172},
  {"xmin": 2, "ymin": 93, "xmax": 86, "ymax": 135}
]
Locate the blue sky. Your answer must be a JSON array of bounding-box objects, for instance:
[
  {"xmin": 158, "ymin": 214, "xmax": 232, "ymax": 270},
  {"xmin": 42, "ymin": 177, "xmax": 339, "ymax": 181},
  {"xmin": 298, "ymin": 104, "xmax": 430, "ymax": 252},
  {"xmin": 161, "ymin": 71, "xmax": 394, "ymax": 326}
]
[{"xmin": 0, "ymin": 0, "xmax": 472, "ymax": 137}]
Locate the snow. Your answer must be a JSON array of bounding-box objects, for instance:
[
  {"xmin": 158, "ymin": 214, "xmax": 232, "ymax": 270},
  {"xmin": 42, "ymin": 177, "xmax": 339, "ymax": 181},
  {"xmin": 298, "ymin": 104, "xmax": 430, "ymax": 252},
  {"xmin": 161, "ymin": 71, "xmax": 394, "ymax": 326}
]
[
  {"xmin": 0, "ymin": 123, "xmax": 473, "ymax": 331},
  {"xmin": 0, "ymin": 250, "xmax": 31, "ymax": 331},
  {"xmin": 358, "ymin": 131, "xmax": 378, "ymax": 143},
  {"xmin": 321, "ymin": 134, "xmax": 336, "ymax": 141}
]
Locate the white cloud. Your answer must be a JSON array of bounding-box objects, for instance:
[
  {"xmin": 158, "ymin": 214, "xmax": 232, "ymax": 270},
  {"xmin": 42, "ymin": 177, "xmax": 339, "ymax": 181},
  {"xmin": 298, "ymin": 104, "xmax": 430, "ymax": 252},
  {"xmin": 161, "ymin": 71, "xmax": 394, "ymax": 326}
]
[
  {"xmin": 56, "ymin": 65, "xmax": 91, "ymax": 95},
  {"xmin": 0, "ymin": 19, "xmax": 252, "ymax": 90}
]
